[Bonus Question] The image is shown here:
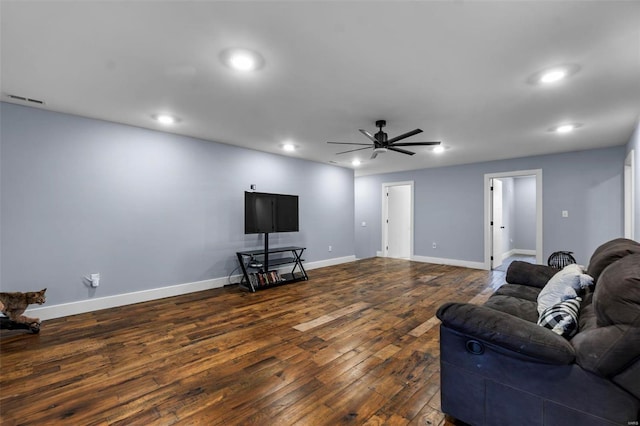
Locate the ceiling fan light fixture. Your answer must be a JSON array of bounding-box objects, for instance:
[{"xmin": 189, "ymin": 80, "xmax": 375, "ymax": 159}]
[{"xmin": 374, "ymin": 147, "xmax": 388, "ymax": 153}]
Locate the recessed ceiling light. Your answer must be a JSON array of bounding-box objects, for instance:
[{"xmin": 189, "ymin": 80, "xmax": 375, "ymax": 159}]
[
  {"xmin": 556, "ymin": 124, "xmax": 574, "ymax": 133},
  {"xmin": 433, "ymin": 146, "xmax": 445, "ymax": 154},
  {"xmin": 352, "ymin": 159, "xmax": 361, "ymax": 166},
  {"xmin": 540, "ymin": 69, "xmax": 567, "ymax": 84},
  {"xmin": 220, "ymin": 48, "xmax": 265, "ymax": 72},
  {"xmin": 528, "ymin": 64, "xmax": 580, "ymax": 86},
  {"xmin": 153, "ymin": 114, "xmax": 179, "ymax": 125},
  {"xmin": 550, "ymin": 123, "xmax": 582, "ymax": 134},
  {"xmin": 282, "ymin": 143, "xmax": 295, "ymax": 152}
]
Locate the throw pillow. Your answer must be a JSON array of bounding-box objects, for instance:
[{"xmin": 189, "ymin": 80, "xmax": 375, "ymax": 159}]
[
  {"xmin": 537, "ymin": 263, "xmax": 593, "ymax": 315},
  {"xmin": 538, "ymin": 297, "xmax": 582, "ymax": 339}
]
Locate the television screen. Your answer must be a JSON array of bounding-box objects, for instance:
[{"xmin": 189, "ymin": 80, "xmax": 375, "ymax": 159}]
[{"xmin": 245, "ymin": 192, "xmax": 299, "ymax": 234}]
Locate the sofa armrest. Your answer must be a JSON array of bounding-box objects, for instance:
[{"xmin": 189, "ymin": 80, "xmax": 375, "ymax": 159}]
[
  {"xmin": 436, "ymin": 302, "xmax": 575, "ymax": 364},
  {"xmin": 505, "ymin": 261, "xmax": 558, "ymax": 289}
]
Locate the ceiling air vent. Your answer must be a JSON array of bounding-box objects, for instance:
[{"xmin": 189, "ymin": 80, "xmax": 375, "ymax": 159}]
[{"xmin": 6, "ymin": 93, "xmax": 45, "ymax": 105}]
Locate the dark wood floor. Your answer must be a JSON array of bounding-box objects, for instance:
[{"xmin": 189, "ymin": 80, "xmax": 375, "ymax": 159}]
[{"xmin": 0, "ymin": 258, "xmax": 504, "ymax": 425}]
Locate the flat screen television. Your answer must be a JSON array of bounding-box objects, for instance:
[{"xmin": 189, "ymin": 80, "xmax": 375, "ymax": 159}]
[{"xmin": 244, "ymin": 191, "xmax": 299, "ymax": 234}]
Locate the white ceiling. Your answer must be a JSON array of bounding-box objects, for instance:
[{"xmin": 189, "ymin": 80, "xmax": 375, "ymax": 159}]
[{"xmin": 2, "ymin": 1, "xmax": 639, "ymax": 177}]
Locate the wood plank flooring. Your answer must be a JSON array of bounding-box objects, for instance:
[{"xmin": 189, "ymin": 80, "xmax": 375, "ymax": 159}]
[{"xmin": 0, "ymin": 258, "xmax": 504, "ymax": 425}]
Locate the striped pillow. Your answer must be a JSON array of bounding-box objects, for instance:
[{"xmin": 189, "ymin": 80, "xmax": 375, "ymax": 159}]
[{"xmin": 537, "ymin": 297, "xmax": 581, "ymax": 339}]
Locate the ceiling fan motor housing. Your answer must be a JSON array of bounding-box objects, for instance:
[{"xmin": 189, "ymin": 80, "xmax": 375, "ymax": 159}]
[
  {"xmin": 375, "ymin": 121, "xmax": 388, "ymax": 145},
  {"xmin": 375, "ymin": 131, "xmax": 387, "ymax": 145}
]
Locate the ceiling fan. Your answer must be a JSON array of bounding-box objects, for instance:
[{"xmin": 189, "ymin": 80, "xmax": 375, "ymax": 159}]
[{"xmin": 328, "ymin": 120, "xmax": 441, "ymax": 159}]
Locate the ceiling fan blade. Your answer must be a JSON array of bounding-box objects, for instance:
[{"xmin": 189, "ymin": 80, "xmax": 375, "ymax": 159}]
[
  {"xmin": 370, "ymin": 150, "xmax": 379, "ymax": 160},
  {"xmin": 335, "ymin": 146, "xmax": 372, "ymax": 155},
  {"xmin": 327, "ymin": 142, "xmax": 372, "ymax": 146},
  {"xmin": 359, "ymin": 129, "xmax": 378, "ymax": 143},
  {"xmin": 388, "ymin": 146, "xmax": 416, "ymax": 156},
  {"xmin": 390, "ymin": 141, "xmax": 441, "ymax": 147},
  {"xmin": 387, "ymin": 128, "xmax": 423, "ymax": 144}
]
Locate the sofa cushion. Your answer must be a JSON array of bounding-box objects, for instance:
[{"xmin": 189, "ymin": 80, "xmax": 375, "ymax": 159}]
[
  {"xmin": 572, "ymin": 253, "xmax": 640, "ymax": 377},
  {"xmin": 493, "ymin": 284, "xmax": 541, "ymax": 302},
  {"xmin": 578, "ymin": 293, "xmax": 598, "ymax": 332},
  {"xmin": 593, "ymin": 253, "xmax": 640, "ymax": 327},
  {"xmin": 484, "ymin": 295, "xmax": 539, "ymax": 323},
  {"xmin": 587, "ymin": 238, "xmax": 640, "ymax": 284},
  {"xmin": 572, "ymin": 323, "xmax": 640, "ymax": 377},
  {"xmin": 537, "ymin": 297, "xmax": 581, "ymax": 339},
  {"xmin": 505, "ymin": 261, "xmax": 558, "ymax": 289},
  {"xmin": 536, "ymin": 264, "xmax": 592, "ymax": 316}
]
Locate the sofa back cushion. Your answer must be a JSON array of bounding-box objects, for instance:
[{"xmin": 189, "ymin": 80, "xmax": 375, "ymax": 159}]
[
  {"xmin": 593, "ymin": 253, "xmax": 640, "ymax": 327},
  {"xmin": 587, "ymin": 238, "xmax": 640, "ymax": 284},
  {"xmin": 572, "ymin": 253, "xmax": 640, "ymax": 377}
]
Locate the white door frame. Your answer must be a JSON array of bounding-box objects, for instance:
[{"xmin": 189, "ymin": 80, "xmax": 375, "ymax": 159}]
[
  {"xmin": 484, "ymin": 169, "xmax": 543, "ymax": 269},
  {"xmin": 624, "ymin": 150, "xmax": 635, "ymax": 240},
  {"xmin": 381, "ymin": 181, "xmax": 414, "ymax": 258}
]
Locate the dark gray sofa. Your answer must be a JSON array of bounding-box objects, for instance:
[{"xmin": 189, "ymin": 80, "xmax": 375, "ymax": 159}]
[{"xmin": 436, "ymin": 238, "xmax": 640, "ymax": 426}]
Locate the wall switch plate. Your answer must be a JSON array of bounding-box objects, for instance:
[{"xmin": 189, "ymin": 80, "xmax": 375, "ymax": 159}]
[
  {"xmin": 562, "ymin": 210, "xmax": 569, "ymax": 218},
  {"xmin": 328, "ymin": 245, "xmax": 332, "ymax": 252},
  {"xmin": 361, "ymin": 221, "xmax": 366, "ymax": 227},
  {"xmin": 432, "ymin": 242, "xmax": 437, "ymax": 249}
]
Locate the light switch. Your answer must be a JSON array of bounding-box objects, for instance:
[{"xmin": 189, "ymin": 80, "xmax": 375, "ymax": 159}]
[
  {"xmin": 361, "ymin": 221, "xmax": 367, "ymax": 227},
  {"xmin": 562, "ymin": 210, "xmax": 569, "ymax": 218}
]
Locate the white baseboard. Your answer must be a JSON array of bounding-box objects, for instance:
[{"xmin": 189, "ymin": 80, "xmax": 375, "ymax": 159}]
[
  {"xmin": 305, "ymin": 255, "xmax": 357, "ymax": 270},
  {"xmin": 410, "ymin": 255, "xmax": 487, "ymax": 270},
  {"xmin": 514, "ymin": 249, "xmax": 536, "ymax": 256},
  {"xmin": 502, "ymin": 248, "xmax": 536, "ymax": 261},
  {"xmin": 26, "ymin": 255, "xmax": 357, "ymax": 321}
]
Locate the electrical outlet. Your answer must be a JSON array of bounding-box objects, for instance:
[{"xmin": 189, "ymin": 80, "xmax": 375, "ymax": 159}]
[
  {"xmin": 90, "ymin": 273, "xmax": 100, "ymax": 287},
  {"xmin": 432, "ymin": 242, "xmax": 437, "ymax": 249}
]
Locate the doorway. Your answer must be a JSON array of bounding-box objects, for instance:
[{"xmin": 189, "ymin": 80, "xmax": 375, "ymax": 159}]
[
  {"xmin": 485, "ymin": 170, "xmax": 543, "ymax": 270},
  {"xmin": 624, "ymin": 150, "xmax": 635, "ymax": 240},
  {"xmin": 491, "ymin": 178, "xmax": 504, "ymax": 270},
  {"xmin": 382, "ymin": 181, "xmax": 414, "ymax": 259}
]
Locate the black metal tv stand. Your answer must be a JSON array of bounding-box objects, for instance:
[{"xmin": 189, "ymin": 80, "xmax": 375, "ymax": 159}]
[{"xmin": 236, "ymin": 236, "xmax": 307, "ymax": 292}]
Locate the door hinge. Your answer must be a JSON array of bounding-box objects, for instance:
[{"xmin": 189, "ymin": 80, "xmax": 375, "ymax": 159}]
[
  {"xmin": 490, "ymin": 186, "xmax": 493, "ymax": 191},
  {"xmin": 491, "ymin": 256, "xmax": 494, "ymax": 261},
  {"xmin": 490, "ymin": 221, "xmax": 493, "ymax": 226}
]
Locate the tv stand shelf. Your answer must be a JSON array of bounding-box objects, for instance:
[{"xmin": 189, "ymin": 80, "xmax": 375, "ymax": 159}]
[{"xmin": 236, "ymin": 246, "xmax": 308, "ymax": 292}]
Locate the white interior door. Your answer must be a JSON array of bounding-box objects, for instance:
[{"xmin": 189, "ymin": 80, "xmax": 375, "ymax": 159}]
[
  {"xmin": 382, "ymin": 183, "xmax": 412, "ymax": 259},
  {"xmin": 492, "ymin": 179, "xmax": 504, "ymax": 269}
]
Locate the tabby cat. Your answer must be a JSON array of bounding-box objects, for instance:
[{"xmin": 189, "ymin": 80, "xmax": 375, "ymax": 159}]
[{"xmin": 0, "ymin": 288, "xmax": 46, "ymax": 325}]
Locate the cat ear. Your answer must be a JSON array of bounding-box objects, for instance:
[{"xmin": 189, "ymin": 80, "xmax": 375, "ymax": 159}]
[{"xmin": 42, "ymin": 288, "xmax": 47, "ymax": 292}]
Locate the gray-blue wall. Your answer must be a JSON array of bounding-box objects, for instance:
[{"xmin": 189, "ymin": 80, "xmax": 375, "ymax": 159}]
[
  {"xmin": 355, "ymin": 146, "xmax": 625, "ymax": 265},
  {"xmin": 0, "ymin": 103, "xmax": 354, "ymax": 305}
]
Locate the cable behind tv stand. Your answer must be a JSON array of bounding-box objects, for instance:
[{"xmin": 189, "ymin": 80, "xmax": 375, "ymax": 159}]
[{"xmin": 236, "ymin": 234, "xmax": 307, "ymax": 292}]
